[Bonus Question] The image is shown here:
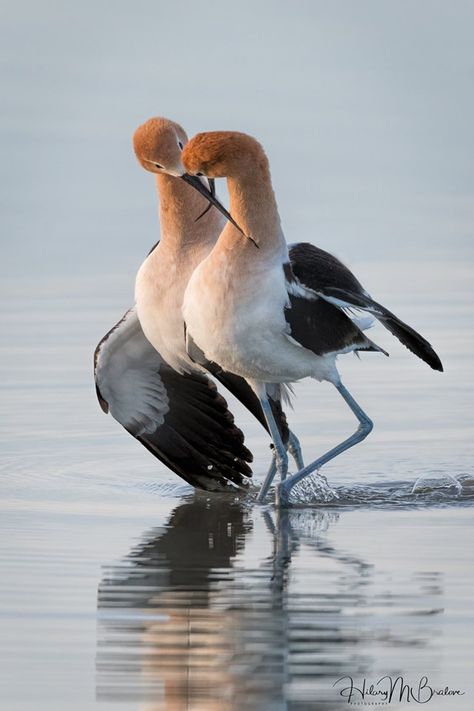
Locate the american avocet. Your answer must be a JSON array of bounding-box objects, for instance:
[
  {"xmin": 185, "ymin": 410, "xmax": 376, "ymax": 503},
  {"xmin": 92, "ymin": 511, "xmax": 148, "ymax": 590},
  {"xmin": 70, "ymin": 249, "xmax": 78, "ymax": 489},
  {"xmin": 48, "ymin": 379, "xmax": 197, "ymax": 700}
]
[
  {"xmin": 94, "ymin": 118, "xmax": 252, "ymax": 490},
  {"xmin": 94, "ymin": 118, "xmax": 299, "ymax": 491},
  {"xmin": 181, "ymin": 131, "xmax": 443, "ymax": 505}
]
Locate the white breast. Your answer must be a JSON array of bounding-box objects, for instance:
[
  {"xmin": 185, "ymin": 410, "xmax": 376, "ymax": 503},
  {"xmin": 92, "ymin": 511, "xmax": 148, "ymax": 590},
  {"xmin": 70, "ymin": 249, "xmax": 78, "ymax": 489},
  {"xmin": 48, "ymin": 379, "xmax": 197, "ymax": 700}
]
[
  {"xmin": 183, "ymin": 251, "xmax": 335, "ymax": 383},
  {"xmin": 135, "ymin": 243, "xmax": 211, "ymax": 374}
]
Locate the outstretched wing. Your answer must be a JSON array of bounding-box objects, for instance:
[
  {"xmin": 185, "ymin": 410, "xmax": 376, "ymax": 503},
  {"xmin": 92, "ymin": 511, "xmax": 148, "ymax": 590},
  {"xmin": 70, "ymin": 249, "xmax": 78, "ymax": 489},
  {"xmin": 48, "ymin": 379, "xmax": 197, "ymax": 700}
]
[
  {"xmin": 288, "ymin": 242, "xmax": 443, "ymax": 372},
  {"xmin": 94, "ymin": 308, "xmax": 253, "ymax": 491}
]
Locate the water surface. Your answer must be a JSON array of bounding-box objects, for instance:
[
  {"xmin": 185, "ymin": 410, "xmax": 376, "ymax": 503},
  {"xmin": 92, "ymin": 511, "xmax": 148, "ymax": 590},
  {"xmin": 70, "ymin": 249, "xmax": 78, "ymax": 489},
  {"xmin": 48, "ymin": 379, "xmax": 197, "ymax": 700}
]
[{"xmin": 1, "ymin": 264, "xmax": 473, "ymax": 710}]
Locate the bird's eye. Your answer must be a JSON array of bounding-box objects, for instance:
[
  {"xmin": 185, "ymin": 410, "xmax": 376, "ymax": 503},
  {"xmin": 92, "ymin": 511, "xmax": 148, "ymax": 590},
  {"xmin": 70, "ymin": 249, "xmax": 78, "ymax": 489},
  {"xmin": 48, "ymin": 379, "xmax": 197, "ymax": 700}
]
[
  {"xmin": 154, "ymin": 162, "xmax": 163, "ymax": 169},
  {"xmin": 196, "ymin": 172, "xmax": 204, "ymax": 177},
  {"xmin": 178, "ymin": 140, "xmax": 184, "ymax": 150}
]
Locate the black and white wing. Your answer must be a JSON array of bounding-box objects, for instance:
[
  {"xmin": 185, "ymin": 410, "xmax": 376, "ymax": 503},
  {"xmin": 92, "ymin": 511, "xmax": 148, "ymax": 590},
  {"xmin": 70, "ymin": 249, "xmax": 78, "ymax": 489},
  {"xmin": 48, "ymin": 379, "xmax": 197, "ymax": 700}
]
[
  {"xmin": 94, "ymin": 308, "xmax": 253, "ymax": 491},
  {"xmin": 288, "ymin": 242, "xmax": 443, "ymax": 371},
  {"xmin": 186, "ymin": 330, "xmax": 290, "ymax": 443},
  {"xmin": 283, "ymin": 251, "xmax": 384, "ymax": 358}
]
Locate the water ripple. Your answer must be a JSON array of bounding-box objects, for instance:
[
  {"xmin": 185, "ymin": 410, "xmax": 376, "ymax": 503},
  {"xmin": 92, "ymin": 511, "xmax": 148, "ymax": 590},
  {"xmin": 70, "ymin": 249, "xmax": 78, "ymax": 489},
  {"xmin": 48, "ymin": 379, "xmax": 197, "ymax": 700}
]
[
  {"xmin": 254, "ymin": 471, "xmax": 474, "ymax": 509},
  {"xmin": 96, "ymin": 493, "xmax": 455, "ymax": 708}
]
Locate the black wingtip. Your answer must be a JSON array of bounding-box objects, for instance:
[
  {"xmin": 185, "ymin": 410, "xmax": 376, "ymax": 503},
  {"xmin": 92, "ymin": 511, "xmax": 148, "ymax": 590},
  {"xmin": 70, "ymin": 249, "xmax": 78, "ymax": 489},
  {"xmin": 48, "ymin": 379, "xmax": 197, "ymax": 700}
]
[
  {"xmin": 319, "ymin": 286, "xmax": 444, "ymax": 374},
  {"xmin": 385, "ymin": 320, "xmax": 444, "ymax": 372}
]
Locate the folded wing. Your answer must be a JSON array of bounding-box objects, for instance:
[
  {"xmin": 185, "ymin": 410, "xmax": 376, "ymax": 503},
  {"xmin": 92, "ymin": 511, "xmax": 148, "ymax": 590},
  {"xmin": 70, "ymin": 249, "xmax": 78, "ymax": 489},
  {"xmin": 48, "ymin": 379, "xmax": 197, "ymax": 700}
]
[{"xmin": 289, "ymin": 242, "xmax": 443, "ymax": 371}]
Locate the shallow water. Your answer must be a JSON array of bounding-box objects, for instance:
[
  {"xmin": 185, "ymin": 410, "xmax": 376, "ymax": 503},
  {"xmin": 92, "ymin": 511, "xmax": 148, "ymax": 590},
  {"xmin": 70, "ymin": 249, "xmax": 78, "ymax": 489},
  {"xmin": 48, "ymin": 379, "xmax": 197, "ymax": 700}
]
[
  {"xmin": 96, "ymin": 499, "xmax": 474, "ymax": 711},
  {"xmin": 1, "ymin": 263, "xmax": 473, "ymax": 711}
]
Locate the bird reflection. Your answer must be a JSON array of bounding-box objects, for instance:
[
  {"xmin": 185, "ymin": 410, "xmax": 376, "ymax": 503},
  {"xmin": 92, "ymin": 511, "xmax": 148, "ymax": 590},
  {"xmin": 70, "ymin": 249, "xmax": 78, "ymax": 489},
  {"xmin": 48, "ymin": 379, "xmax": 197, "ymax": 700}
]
[
  {"xmin": 97, "ymin": 494, "xmax": 442, "ymax": 710},
  {"xmin": 97, "ymin": 493, "xmax": 252, "ymax": 709}
]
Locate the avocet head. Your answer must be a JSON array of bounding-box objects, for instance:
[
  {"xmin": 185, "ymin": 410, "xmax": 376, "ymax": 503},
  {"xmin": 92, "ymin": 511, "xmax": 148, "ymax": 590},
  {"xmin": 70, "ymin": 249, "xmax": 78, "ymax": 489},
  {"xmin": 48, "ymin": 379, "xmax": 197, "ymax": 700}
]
[
  {"xmin": 133, "ymin": 117, "xmax": 187, "ymax": 177},
  {"xmin": 182, "ymin": 131, "xmax": 267, "ymax": 179}
]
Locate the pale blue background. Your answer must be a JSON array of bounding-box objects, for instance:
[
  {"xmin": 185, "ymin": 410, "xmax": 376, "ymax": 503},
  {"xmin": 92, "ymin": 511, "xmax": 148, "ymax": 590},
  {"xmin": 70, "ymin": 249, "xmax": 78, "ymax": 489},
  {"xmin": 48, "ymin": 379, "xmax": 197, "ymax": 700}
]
[{"xmin": 1, "ymin": 0, "xmax": 473, "ymax": 289}]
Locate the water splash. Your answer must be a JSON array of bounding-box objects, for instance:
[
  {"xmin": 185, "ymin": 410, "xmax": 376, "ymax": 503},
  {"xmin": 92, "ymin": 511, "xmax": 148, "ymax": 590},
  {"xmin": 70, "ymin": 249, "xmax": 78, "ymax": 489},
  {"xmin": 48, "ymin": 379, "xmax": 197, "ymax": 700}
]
[
  {"xmin": 259, "ymin": 471, "xmax": 474, "ymax": 508},
  {"xmin": 288, "ymin": 472, "xmax": 340, "ymax": 504},
  {"xmin": 412, "ymin": 471, "xmax": 463, "ymax": 496}
]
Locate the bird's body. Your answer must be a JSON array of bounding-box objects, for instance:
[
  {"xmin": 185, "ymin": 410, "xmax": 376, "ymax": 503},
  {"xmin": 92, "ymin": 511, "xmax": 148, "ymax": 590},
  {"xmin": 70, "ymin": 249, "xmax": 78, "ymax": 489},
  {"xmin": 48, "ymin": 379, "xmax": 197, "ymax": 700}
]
[
  {"xmin": 181, "ymin": 131, "xmax": 442, "ymax": 504},
  {"xmin": 183, "ymin": 135, "xmax": 381, "ymax": 391},
  {"xmin": 185, "ymin": 243, "xmax": 340, "ymax": 385},
  {"xmin": 95, "ymin": 118, "xmax": 300, "ymax": 493},
  {"xmin": 94, "ymin": 118, "xmax": 254, "ymax": 491}
]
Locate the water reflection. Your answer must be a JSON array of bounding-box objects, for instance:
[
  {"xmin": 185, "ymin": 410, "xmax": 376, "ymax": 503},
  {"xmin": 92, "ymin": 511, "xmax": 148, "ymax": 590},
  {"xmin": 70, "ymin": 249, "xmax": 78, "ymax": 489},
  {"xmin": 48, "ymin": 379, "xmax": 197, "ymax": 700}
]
[{"xmin": 97, "ymin": 494, "xmax": 444, "ymax": 709}]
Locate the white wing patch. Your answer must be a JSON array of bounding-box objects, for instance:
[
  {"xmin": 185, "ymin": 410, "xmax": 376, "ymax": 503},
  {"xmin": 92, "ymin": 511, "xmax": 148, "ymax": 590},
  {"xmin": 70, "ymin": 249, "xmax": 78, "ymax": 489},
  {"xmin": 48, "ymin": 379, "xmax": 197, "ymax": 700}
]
[
  {"xmin": 285, "ymin": 277, "xmax": 318, "ymax": 300},
  {"xmin": 95, "ymin": 308, "xmax": 170, "ymax": 436},
  {"xmin": 313, "ymin": 292, "xmax": 376, "ymax": 331},
  {"xmin": 285, "ymin": 263, "xmax": 377, "ymax": 333}
]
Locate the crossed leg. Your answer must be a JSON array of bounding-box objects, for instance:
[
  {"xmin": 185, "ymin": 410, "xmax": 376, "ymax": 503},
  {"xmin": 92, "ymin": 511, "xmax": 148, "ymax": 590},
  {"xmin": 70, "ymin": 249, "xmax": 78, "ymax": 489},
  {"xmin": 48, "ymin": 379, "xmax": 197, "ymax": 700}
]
[
  {"xmin": 257, "ymin": 429, "xmax": 304, "ymax": 503},
  {"xmin": 256, "ymin": 395, "xmax": 289, "ymax": 503},
  {"xmin": 277, "ymin": 381, "xmax": 373, "ymax": 506}
]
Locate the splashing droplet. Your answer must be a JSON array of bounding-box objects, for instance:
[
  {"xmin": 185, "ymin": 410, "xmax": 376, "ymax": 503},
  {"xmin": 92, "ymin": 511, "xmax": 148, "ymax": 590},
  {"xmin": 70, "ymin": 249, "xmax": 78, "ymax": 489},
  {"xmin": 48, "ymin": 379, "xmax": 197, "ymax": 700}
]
[
  {"xmin": 412, "ymin": 472, "xmax": 462, "ymax": 496},
  {"xmin": 289, "ymin": 472, "xmax": 339, "ymax": 504}
]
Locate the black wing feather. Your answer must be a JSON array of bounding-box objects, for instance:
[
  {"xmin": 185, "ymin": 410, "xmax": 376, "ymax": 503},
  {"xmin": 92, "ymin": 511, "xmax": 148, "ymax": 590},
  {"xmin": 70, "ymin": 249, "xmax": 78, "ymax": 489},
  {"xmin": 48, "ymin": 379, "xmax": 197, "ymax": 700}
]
[
  {"xmin": 284, "ymin": 245, "xmax": 383, "ymax": 356},
  {"xmin": 94, "ymin": 309, "xmax": 252, "ymax": 491},
  {"xmin": 286, "ymin": 293, "xmax": 381, "ymax": 356},
  {"xmin": 289, "ymin": 242, "xmax": 364, "ymax": 293},
  {"xmin": 289, "ymin": 242, "xmax": 443, "ymax": 371},
  {"xmin": 185, "ymin": 330, "xmax": 290, "ymax": 443},
  {"xmin": 317, "ymin": 286, "xmax": 443, "ymax": 372}
]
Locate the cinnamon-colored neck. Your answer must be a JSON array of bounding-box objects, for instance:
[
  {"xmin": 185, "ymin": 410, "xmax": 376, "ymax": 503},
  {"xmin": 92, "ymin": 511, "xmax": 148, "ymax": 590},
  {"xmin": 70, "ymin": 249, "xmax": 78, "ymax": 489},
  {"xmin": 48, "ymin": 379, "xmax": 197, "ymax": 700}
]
[
  {"xmin": 155, "ymin": 174, "xmax": 223, "ymax": 249},
  {"xmin": 222, "ymin": 162, "xmax": 284, "ymax": 252}
]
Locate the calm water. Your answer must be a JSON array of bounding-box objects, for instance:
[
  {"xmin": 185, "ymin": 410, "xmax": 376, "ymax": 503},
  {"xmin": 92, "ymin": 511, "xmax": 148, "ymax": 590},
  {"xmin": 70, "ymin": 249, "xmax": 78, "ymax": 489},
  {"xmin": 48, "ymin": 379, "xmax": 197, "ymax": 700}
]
[{"xmin": 1, "ymin": 263, "xmax": 473, "ymax": 710}]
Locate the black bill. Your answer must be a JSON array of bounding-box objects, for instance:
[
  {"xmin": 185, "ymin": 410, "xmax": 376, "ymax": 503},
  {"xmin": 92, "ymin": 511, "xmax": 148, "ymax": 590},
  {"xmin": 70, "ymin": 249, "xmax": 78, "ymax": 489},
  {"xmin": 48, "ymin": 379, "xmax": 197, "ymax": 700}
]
[
  {"xmin": 181, "ymin": 173, "xmax": 258, "ymax": 247},
  {"xmin": 194, "ymin": 178, "xmax": 215, "ymax": 222}
]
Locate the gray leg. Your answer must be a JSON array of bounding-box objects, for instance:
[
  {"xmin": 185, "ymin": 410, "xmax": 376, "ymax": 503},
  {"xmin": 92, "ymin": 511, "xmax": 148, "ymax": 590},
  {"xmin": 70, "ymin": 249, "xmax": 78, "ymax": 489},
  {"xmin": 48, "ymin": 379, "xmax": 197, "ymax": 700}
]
[
  {"xmin": 261, "ymin": 454, "xmax": 277, "ymax": 498},
  {"xmin": 288, "ymin": 430, "xmax": 304, "ymax": 470},
  {"xmin": 278, "ymin": 381, "xmax": 373, "ymax": 506},
  {"xmin": 259, "ymin": 429, "xmax": 304, "ymax": 502},
  {"xmin": 256, "ymin": 396, "xmax": 289, "ymax": 504}
]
